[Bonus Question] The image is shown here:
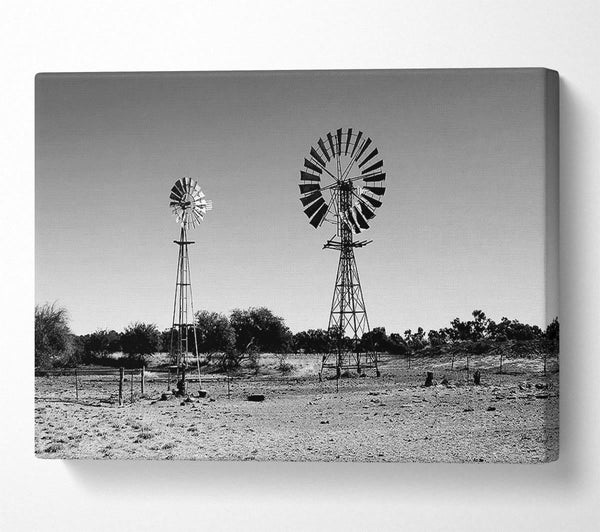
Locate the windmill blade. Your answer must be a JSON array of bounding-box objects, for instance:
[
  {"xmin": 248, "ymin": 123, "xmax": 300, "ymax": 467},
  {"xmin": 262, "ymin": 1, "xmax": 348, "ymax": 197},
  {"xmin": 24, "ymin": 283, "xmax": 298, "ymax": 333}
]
[
  {"xmin": 304, "ymin": 158, "xmax": 323, "ymax": 174},
  {"xmin": 204, "ymin": 199, "xmax": 213, "ymax": 211},
  {"xmin": 300, "ymin": 190, "xmax": 322, "ymax": 206},
  {"xmin": 183, "ymin": 178, "xmax": 192, "ymax": 192},
  {"xmin": 310, "ymin": 147, "xmax": 327, "ymax": 168},
  {"xmin": 190, "ymin": 211, "xmax": 201, "ymax": 227},
  {"xmin": 174, "ymin": 179, "xmax": 186, "ymax": 196},
  {"xmin": 362, "ymin": 159, "xmax": 384, "ymax": 174},
  {"xmin": 364, "ymin": 186, "xmax": 386, "ymax": 196},
  {"xmin": 345, "ymin": 128, "xmax": 352, "ymax": 155},
  {"xmin": 355, "ymin": 137, "xmax": 372, "ymax": 162},
  {"xmin": 350, "ymin": 131, "xmax": 363, "ymax": 158},
  {"xmin": 358, "ymin": 148, "xmax": 378, "ymax": 168},
  {"xmin": 304, "ymin": 197, "xmax": 326, "ymax": 218},
  {"xmin": 169, "ymin": 201, "xmax": 181, "ymax": 207},
  {"xmin": 309, "ymin": 202, "xmax": 329, "ymax": 228},
  {"xmin": 359, "ymin": 201, "xmax": 376, "ymax": 220},
  {"xmin": 363, "ymin": 172, "xmax": 386, "ymax": 183},
  {"xmin": 327, "ymin": 132, "xmax": 336, "ymax": 158},
  {"xmin": 346, "ymin": 210, "xmax": 361, "ymax": 234},
  {"xmin": 354, "ymin": 207, "xmax": 370, "ymax": 230},
  {"xmin": 318, "ymin": 138, "xmax": 330, "ymax": 162},
  {"xmin": 300, "ymin": 170, "xmax": 320, "ymax": 181},
  {"xmin": 336, "ymin": 128, "xmax": 343, "ymax": 155},
  {"xmin": 299, "ymin": 183, "xmax": 320, "ymax": 194},
  {"xmin": 361, "ymin": 193, "xmax": 382, "ymax": 209},
  {"xmin": 170, "ymin": 191, "xmax": 182, "ymax": 202}
]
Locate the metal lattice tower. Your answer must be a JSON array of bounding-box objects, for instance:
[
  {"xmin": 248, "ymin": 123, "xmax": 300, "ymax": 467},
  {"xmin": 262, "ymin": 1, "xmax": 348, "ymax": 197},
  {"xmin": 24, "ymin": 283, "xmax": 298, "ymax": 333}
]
[
  {"xmin": 171, "ymin": 225, "xmax": 198, "ymax": 391},
  {"xmin": 297, "ymin": 128, "xmax": 386, "ymax": 377},
  {"xmin": 169, "ymin": 178, "xmax": 212, "ymax": 394},
  {"xmin": 323, "ymin": 182, "xmax": 376, "ymax": 375}
]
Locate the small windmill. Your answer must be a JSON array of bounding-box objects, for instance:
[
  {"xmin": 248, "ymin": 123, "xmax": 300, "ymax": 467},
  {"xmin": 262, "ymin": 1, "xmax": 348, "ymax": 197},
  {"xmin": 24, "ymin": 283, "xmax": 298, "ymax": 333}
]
[
  {"xmin": 298, "ymin": 128, "xmax": 386, "ymax": 377},
  {"xmin": 169, "ymin": 178, "xmax": 212, "ymax": 394}
]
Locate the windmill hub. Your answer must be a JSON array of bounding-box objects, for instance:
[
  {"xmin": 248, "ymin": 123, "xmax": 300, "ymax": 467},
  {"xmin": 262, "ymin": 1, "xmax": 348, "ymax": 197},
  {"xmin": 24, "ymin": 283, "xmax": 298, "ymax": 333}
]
[{"xmin": 298, "ymin": 128, "xmax": 387, "ymax": 377}]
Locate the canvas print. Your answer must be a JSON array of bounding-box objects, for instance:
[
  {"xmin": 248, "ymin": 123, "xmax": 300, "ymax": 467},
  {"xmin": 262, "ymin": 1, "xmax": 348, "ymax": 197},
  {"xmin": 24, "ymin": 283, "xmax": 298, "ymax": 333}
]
[{"xmin": 35, "ymin": 68, "xmax": 559, "ymax": 461}]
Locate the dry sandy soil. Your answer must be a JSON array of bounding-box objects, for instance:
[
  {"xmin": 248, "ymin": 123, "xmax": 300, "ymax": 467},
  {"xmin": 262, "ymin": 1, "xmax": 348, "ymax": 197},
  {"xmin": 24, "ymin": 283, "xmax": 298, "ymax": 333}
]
[{"xmin": 35, "ymin": 353, "xmax": 558, "ymax": 462}]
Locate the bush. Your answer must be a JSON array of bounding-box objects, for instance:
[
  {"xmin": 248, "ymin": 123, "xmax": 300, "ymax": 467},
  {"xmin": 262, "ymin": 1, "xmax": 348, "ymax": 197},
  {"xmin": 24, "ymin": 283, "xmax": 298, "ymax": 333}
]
[
  {"xmin": 248, "ymin": 349, "xmax": 261, "ymax": 374},
  {"xmin": 194, "ymin": 310, "xmax": 236, "ymax": 354},
  {"xmin": 277, "ymin": 353, "xmax": 294, "ymax": 375},
  {"xmin": 121, "ymin": 322, "xmax": 160, "ymax": 366},
  {"xmin": 35, "ymin": 303, "xmax": 74, "ymax": 368},
  {"xmin": 230, "ymin": 307, "xmax": 292, "ymax": 354}
]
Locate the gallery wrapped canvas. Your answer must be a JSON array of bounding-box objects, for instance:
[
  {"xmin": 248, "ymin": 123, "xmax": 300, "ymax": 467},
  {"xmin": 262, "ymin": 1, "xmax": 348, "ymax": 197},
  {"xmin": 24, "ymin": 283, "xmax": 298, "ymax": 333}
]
[{"xmin": 35, "ymin": 68, "xmax": 558, "ymax": 461}]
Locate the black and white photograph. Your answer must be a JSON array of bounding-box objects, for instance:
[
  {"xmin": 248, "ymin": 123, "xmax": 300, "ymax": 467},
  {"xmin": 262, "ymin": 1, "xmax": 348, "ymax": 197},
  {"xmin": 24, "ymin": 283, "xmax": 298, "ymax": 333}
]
[
  {"xmin": 4, "ymin": 1, "xmax": 600, "ymax": 530},
  {"xmin": 35, "ymin": 68, "xmax": 559, "ymax": 462}
]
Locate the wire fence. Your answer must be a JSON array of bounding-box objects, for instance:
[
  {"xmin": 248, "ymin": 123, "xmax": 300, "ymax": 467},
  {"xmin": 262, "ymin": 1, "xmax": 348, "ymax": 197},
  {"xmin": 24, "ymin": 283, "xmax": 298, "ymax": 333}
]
[
  {"xmin": 35, "ymin": 350, "xmax": 558, "ymax": 407},
  {"xmin": 34, "ymin": 366, "xmax": 268, "ymax": 405}
]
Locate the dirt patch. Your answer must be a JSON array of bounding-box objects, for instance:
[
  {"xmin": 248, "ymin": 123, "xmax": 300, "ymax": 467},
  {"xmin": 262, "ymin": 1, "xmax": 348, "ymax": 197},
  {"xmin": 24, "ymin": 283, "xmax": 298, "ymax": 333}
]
[{"xmin": 34, "ymin": 353, "xmax": 559, "ymax": 462}]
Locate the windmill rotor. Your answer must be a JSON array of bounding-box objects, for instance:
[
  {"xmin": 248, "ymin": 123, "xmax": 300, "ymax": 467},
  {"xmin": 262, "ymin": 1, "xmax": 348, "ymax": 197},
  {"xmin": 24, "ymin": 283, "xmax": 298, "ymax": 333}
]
[
  {"xmin": 170, "ymin": 177, "xmax": 212, "ymax": 229},
  {"xmin": 298, "ymin": 128, "xmax": 386, "ymax": 235}
]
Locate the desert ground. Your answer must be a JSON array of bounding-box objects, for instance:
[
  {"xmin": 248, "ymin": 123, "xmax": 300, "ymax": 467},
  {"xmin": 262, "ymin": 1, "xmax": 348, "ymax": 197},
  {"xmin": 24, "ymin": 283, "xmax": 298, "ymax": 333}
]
[{"xmin": 35, "ymin": 353, "xmax": 558, "ymax": 462}]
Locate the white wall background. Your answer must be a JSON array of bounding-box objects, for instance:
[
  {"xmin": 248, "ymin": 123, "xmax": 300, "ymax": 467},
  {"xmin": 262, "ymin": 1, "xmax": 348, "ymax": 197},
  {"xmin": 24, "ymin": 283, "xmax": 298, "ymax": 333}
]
[{"xmin": 1, "ymin": 1, "xmax": 599, "ymax": 530}]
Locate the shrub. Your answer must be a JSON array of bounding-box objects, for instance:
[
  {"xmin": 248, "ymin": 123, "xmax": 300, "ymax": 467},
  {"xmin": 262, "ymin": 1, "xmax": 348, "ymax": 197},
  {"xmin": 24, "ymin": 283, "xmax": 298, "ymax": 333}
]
[
  {"xmin": 121, "ymin": 322, "xmax": 160, "ymax": 366},
  {"xmin": 35, "ymin": 302, "xmax": 74, "ymax": 368}
]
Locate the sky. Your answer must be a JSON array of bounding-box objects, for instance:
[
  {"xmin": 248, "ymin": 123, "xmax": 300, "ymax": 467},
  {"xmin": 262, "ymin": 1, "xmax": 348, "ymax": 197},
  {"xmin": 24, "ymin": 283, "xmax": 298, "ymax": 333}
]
[{"xmin": 35, "ymin": 69, "xmax": 557, "ymax": 335}]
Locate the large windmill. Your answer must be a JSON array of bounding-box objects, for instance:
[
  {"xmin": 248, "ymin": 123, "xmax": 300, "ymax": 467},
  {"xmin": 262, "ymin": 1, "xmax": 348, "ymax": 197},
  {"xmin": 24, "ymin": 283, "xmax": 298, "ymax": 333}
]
[
  {"xmin": 298, "ymin": 128, "xmax": 386, "ymax": 377},
  {"xmin": 169, "ymin": 178, "xmax": 212, "ymax": 394}
]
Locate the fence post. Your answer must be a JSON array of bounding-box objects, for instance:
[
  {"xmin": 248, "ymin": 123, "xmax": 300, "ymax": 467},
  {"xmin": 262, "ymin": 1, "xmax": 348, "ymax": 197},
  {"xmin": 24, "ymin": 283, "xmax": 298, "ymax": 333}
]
[
  {"xmin": 119, "ymin": 367, "xmax": 124, "ymax": 406},
  {"xmin": 141, "ymin": 366, "xmax": 145, "ymax": 395},
  {"xmin": 75, "ymin": 368, "xmax": 79, "ymax": 401},
  {"xmin": 130, "ymin": 369, "xmax": 134, "ymax": 403},
  {"xmin": 167, "ymin": 367, "xmax": 171, "ymax": 390}
]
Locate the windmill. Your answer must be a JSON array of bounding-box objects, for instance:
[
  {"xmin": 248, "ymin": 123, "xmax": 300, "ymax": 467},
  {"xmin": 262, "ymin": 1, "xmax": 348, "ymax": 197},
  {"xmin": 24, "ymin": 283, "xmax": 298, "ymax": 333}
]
[
  {"xmin": 298, "ymin": 128, "xmax": 386, "ymax": 377},
  {"xmin": 169, "ymin": 178, "xmax": 212, "ymax": 394}
]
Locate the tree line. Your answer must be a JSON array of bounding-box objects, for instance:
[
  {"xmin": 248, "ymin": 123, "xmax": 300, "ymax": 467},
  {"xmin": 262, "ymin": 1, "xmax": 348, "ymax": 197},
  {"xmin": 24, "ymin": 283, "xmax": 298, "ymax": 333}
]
[{"xmin": 35, "ymin": 303, "xmax": 559, "ymax": 371}]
